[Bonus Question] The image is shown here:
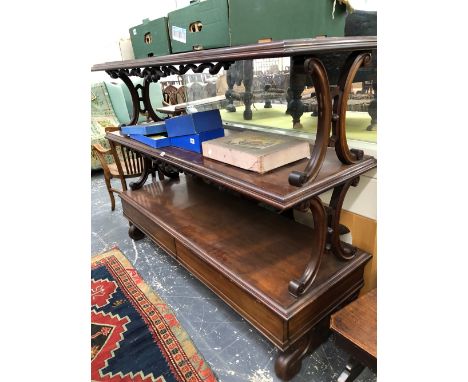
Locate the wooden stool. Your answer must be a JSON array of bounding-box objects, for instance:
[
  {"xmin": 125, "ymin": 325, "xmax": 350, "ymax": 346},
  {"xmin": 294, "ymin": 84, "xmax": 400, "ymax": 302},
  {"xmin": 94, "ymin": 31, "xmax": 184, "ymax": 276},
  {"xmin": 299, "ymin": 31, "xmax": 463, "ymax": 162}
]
[{"xmin": 330, "ymin": 289, "xmax": 376, "ymax": 382}]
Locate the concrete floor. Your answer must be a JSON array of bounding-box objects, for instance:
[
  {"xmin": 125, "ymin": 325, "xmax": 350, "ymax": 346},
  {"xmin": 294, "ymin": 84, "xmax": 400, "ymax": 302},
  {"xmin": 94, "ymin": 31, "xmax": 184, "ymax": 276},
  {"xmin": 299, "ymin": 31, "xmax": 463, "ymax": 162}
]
[{"xmin": 91, "ymin": 172, "xmax": 377, "ymax": 382}]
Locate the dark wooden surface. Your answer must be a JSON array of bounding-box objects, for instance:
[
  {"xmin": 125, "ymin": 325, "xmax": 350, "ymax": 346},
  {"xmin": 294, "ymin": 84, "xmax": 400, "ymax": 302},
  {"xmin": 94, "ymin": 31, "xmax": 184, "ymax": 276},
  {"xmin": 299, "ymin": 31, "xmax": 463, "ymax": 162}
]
[
  {"xmin": 107, "ymin": 131, "xmax": 376, "ymax": 210},
  {"xmin": 92, "ymin": 37, "xmax": 377, "ymax": 72},
  {"xmin": 331, "ymin": 288, "xmax": 377, "ymax": 368},
  {"xmin": 119, "ymin": 174, "xmax": 371, "ymax": 352}
]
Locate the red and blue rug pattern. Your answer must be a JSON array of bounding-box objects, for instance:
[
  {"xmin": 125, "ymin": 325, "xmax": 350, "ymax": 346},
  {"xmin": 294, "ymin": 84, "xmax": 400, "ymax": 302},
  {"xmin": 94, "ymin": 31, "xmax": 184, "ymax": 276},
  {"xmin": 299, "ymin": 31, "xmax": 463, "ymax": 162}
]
[{"xmin": 91, "ymin": 248, "xmax": 217, "ymax": 382}]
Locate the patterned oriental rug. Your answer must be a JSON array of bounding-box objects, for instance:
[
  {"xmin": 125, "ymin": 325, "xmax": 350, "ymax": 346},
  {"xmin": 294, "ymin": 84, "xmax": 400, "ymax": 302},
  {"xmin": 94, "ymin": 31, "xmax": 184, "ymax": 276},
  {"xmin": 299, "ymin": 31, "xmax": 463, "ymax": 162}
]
[{"xmin": 91, "ymin": 248, "xmax": 217, "ymax": 382}]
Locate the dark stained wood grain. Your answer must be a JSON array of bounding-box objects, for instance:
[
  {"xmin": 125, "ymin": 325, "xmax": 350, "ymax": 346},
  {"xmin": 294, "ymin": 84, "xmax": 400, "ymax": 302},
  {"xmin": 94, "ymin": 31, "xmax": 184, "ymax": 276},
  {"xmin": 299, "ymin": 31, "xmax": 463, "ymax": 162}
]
[
  {"xmin": 107, "ymin": 130, "xmax": 376, "ymax": 210},
  {"xmin": 331, "ymin": 288, "xmax": 377, "ymax": 368},
  {"xmin": 288, "ymin": 196, "xmax": 327, "ymax": 297},
  {"xmin": 288, "ymin": 57, "xmax": 332, "ymax": 187},
  {"xmin": 119, "ymin": 175, "xmax": 371, "ymax": 350},
  {"xmin": 91, "ymin": 37, "xmax": 376, "ymax": 72},
  {"xmin": 332, "ymin": 51, "xmax": 373, "ymax": 164},
  {"xmin": 327, "ymin": 177, "xmax": 361, "ymax": 260},
  {"xmin": 94, "ymin": 34, "xmax": 377, "ymax": 382}
]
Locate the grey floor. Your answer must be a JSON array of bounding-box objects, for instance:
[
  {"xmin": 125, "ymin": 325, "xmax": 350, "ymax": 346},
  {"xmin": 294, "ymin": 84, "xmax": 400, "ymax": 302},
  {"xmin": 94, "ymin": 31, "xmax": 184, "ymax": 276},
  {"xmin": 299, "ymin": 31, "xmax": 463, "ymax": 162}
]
[{"xmin": 91, "ymin": 172, "xmax": 377, "ymax": 382}]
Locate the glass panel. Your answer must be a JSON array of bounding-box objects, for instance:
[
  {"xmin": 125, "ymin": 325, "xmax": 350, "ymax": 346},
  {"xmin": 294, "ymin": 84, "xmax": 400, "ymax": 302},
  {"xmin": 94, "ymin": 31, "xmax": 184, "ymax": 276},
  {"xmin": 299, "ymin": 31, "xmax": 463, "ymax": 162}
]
[
  {"xmin": 157, "ymin": 52, "xmax": 377, "ymax": 145},
  {"xmin": 344, "ymin": 63, "xmax": 377, "ymax": 143}
]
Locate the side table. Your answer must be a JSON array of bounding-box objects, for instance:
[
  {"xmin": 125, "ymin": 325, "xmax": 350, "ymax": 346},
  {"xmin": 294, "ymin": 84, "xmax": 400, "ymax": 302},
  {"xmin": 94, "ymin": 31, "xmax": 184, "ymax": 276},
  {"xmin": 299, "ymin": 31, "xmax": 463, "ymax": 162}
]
[{"xmin": 330, "ymin": 289, "xmax": 377, "ymax": 381}]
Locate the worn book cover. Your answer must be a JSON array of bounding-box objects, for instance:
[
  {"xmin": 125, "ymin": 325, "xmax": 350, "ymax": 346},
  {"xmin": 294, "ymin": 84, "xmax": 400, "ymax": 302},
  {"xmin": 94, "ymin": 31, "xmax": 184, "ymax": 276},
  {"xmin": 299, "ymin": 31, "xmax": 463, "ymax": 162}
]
[{"xmin": 202, "ymin": 131, "xmax": 310, "ymax": 173}]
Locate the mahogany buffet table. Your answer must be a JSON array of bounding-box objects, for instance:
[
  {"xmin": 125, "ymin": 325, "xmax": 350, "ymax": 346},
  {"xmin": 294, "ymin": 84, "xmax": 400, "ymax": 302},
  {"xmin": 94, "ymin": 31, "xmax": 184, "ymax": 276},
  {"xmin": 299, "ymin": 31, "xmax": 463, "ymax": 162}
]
[{"xmin": 92, "ymin": 36, "xmax": 377, "ymax": 381}]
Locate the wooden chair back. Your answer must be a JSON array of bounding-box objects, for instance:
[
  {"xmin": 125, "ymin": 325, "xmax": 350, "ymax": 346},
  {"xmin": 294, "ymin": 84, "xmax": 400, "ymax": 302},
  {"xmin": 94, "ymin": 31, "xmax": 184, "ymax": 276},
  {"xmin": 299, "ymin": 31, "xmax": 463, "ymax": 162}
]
[
  {"xmin": 163, "ymin": 85, "xmax": 180, "ymax": 105},
  {"xmin": 105, "ymin": 127, "xmax": 144, "ymax": 177}
]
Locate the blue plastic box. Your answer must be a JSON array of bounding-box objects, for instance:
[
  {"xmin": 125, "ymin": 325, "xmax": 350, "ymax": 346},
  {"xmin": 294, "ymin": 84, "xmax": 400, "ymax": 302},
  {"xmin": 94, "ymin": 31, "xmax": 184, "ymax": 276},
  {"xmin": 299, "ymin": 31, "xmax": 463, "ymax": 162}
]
[
  {"xmin": 129, "ymin": 134, "xmax": 171, "ymax": 149},
  {"xmin": 170, "ymin": 129, "xmax": 224, "ymax": 154},
  {"xmin": 121, "ymin": 122, "xmax": 166, "ymax": 136},
  {"xmin": 165, "ymin": 109, "xmax": 223, "ymax": 138}
]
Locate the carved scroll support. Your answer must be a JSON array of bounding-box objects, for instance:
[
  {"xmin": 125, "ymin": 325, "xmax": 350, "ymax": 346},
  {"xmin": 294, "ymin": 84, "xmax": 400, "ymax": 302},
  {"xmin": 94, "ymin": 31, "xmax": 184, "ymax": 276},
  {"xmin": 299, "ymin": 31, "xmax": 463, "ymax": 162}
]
[
  {"xmin": 107, "ymin": 69, "xmax": 141, "ymax": 126},
  {"xmin": 332, "ymin": 51, "xmax": 372, "ymax": 164},
  {"xmin": 326, "ymin": 177, "xmax": 360, "ymax": 260},
  {"xmin": 106, "ymin": 61, "xmax": 233, "ymax": 125},
  {"xmin": 289, "ymin": 57, "xmax": 332, "ymax": 187},
  {"xmin": 129, "ymin": 156, "xmax": 182, "ymax": 191},
  {"xmin": 106, "ymin": 68, "xmax": 162, "ymax": 125},
  {"xmin": 289, "ymin": 196, "xmax": 327, "ymax": 297},
  {"xmin": 142, "ymin": 76, "xmax": 163, "ymax": 123}
]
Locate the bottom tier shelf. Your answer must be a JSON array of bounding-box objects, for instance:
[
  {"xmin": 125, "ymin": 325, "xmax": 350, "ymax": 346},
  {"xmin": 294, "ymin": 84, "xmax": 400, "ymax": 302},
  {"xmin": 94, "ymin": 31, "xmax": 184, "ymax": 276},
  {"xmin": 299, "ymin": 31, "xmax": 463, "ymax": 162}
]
[{"xmin": 119, "ymin": 175, "xmax": 371, "ymax": 351}]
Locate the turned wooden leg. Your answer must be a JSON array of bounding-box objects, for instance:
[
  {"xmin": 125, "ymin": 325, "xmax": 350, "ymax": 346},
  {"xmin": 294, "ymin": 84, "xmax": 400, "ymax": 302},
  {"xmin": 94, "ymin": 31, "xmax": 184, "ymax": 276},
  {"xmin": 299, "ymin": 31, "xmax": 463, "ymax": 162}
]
[
  {"xmin": 367, "ymin": 82, "xmax": 377, "ymax": 131},
  {"xmin": 285, "ymin": 87, "xmax": 292, "ymax": 115},
  {"xmin": 289, "ymin": 90, "xmax": 304, "ymax": 129},
  {"xmin": 243, "ymin": 60, "xmax": 254, "ymax": 120},
  {"xmin": 104, "ymin": 176, "xmax": 116, "ymax": 211},
  {"xmin": 225, "ymin": 63, "xmax": 238, "ymax": 112},
  {"xmin": 275, "ymin": 318, "xmax": 330, "ymax": 381},
  {"xmin": 128, "ymin": 223, "xmax": 145, "ymax": 241},
  {"xmin": 289, "ymin": 57, "xmax": 306, "ymax": 129},
  {"xmin": 337, "ymin": 357, "xmax": 365, "ymax": 382}
]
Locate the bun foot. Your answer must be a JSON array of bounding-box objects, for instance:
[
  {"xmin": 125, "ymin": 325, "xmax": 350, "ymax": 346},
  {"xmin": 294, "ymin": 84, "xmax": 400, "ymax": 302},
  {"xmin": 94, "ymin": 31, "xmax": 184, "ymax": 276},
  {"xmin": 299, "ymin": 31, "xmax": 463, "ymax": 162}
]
[
  {"xmin": 128, "ymin": 224, "xmax": 145, "ymax": 241},
  {"xmin": 275, "ymin": 342, "xmax": 306, "ymax": 381},
  {"xmin": 274, "ymin": 318, "xmax": 330, "ymax": 380}
]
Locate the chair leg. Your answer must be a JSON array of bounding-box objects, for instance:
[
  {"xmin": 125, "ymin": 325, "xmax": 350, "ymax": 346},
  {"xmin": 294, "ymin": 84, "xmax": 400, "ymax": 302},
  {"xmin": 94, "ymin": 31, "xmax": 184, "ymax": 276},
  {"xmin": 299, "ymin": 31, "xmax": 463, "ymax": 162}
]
[{"xmin": 104, "ymin": 175, "xmax": 116, "ymax": 211}]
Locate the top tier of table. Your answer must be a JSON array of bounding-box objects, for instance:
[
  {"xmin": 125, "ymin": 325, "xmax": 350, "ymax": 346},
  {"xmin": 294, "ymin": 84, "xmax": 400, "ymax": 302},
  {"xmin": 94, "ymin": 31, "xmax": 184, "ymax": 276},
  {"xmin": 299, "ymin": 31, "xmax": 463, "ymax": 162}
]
[{"xmin": 91, "ymin": 37, "xmax": 377, "ymax": 72}]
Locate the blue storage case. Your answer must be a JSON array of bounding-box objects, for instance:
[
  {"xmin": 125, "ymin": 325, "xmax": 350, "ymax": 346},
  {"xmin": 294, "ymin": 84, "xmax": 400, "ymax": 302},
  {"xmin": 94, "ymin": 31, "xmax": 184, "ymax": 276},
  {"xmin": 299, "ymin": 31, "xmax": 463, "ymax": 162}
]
[
  {"xmin": 165, "ymin": 109, "xmax": 223, "ymax": 138},
  {"xmin": 170, "ymin": 129, "xmax": 224, "ymax": 154},
  {"xmin": 129, "ymin": 134, "xmax": 171, "ymax": 149},
  {"xmin": 121, "ymin": 122, "xmax": 166, "ymax": 136}
]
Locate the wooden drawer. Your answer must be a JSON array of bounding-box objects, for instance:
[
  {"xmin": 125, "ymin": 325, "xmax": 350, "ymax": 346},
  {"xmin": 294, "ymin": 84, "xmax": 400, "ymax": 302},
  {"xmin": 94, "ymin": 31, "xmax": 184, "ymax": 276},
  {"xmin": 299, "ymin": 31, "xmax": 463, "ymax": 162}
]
[
  {"xmin": 122, "ymin": 200, "xmax": 176, "ymax": 255},
  {"xmin": 175, "ymin": 240, "xmax": 286, "ymax": 348},
  {"xmin": 288, "ymin": 266, "xmax": 365, "ymax": 344}
]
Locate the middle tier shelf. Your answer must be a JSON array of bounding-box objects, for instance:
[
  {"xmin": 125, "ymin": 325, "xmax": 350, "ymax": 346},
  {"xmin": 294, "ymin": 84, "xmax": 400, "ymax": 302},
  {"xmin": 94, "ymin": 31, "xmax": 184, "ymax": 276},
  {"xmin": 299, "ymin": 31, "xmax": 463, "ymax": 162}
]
[
  {"xmin": 119, "ymin": 174, "xmax": 371, "ymax": 350},
  {"xmin": 108, "ymin": 129, "xmax": 376, "ymax": 210}
]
